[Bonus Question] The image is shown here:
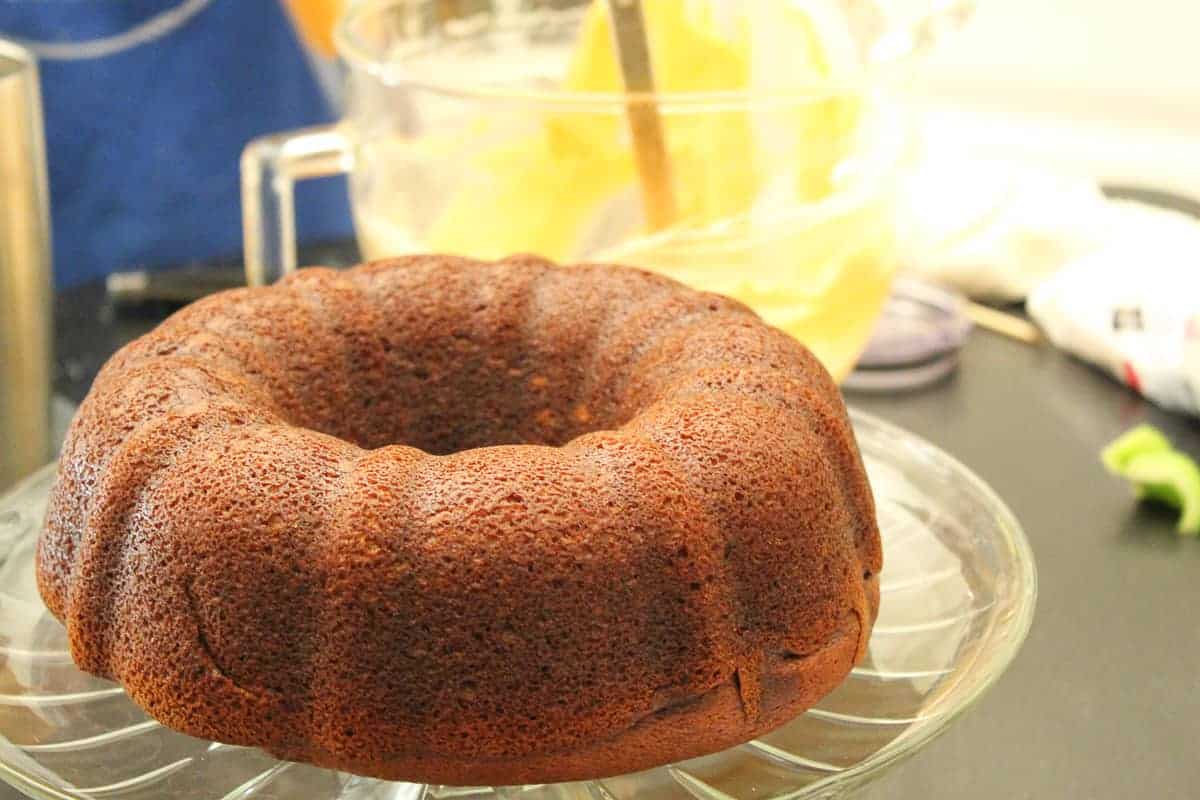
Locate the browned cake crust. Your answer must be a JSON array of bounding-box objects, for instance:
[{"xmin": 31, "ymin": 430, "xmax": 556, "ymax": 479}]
[{"xmin": 37, "ymin": 255, "xmax": 881, "ymax": 785}]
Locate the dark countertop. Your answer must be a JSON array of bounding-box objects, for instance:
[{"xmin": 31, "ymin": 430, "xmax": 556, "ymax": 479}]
[
  {"xmin": 5, "ymin": 268, "xmax": 1198, "ymax": 799},
  {"xmin": 851, "ymin": 329, "xmax": 1200, "ymax": 799}
]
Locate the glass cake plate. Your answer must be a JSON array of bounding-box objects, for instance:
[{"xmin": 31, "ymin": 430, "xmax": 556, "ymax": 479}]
[{"xmin": 0, "ymin": 411, "xmax": 1035, "ymax": 800}]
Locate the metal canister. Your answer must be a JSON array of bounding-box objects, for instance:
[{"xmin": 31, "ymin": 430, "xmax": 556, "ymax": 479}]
[{"xmin": 0, "ymin": 40, "xmax": 52, "ymax": 490}]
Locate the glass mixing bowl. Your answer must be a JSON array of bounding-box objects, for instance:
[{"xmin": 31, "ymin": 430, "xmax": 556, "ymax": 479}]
[
  {"xmin": 0, "ymin": 411, "xmax": 1034, "ymax": 800},
  {"xmin": 243, "ymin": 0, "xmax": 973, "ymax": 381}
]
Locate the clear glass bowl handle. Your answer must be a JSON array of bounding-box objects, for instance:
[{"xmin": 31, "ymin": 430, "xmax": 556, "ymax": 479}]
[{"xmin": 240, "ymin": 124, "xmax": 353, "ymax": 286}]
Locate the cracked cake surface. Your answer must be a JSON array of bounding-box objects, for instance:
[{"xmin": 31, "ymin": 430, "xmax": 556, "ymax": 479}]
[{"xmin": 37, "ymin": 255, "xmax": 881, "ymax": 785}]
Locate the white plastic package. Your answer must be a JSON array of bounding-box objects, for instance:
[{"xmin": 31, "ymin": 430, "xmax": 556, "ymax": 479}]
[{"xmin": 1027, "ymin": 201, "xmax": 1200, "ymax": 416}]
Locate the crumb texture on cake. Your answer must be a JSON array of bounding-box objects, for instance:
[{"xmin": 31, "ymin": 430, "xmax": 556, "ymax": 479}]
[{"xmin": 37, "ymin": 255, "xmax": 882, "ymax": 785}]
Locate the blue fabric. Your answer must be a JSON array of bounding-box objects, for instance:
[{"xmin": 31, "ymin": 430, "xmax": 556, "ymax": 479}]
[{"xmin": 0, "ymin": 0, "xmax": 352, "ymax": 287}]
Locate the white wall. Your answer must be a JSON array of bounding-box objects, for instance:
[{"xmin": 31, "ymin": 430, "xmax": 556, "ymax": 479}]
[{"xmin": 913, "ymin": 0, "xmax": 1200, "ymax": 193}]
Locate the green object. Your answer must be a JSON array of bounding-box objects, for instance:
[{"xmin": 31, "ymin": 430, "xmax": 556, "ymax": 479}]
[
  {"xmin": 1101, "ymin": 425, "xmax": 1172, "ymax": 472},
  {"xmin": 1102, "ymin": 425, "xmax": 1200, "ymax": 535}
]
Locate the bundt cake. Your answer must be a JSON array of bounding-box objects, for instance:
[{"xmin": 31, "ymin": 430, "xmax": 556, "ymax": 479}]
[{"xmin": 37, "ymin": 255, "xmax": 881, "ymax": 785}]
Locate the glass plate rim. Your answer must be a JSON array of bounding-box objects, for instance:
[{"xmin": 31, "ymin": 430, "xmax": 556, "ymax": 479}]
[{"xmin": 0, "ymin": 408, "xmax": 1037, "ymax": 800}]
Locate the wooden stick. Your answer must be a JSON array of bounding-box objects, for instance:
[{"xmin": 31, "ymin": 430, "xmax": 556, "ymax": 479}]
[
  {"xmin": 606, "ymin": 0, "xmax": 677, "ymax": 231},
  {"xmin": 964, "ymin": 301, "xmax": 1043, "ymax": 345}
]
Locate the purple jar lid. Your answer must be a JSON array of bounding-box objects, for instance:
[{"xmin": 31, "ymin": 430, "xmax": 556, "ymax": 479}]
[{"xmin": 844, "ymin": 278, "xmax": 973, "ymax": 392}]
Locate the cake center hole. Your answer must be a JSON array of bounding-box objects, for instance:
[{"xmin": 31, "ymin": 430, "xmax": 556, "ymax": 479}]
[{"xmin": 304, "ymin": 352, "xmax": 626, "ymax": 455}]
